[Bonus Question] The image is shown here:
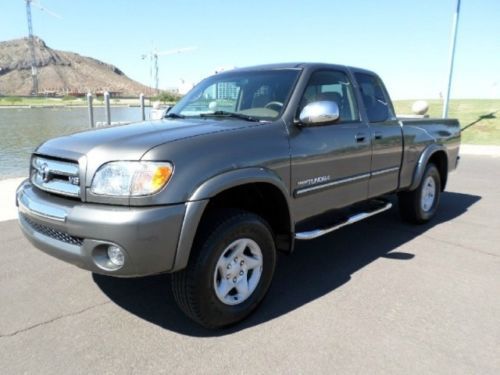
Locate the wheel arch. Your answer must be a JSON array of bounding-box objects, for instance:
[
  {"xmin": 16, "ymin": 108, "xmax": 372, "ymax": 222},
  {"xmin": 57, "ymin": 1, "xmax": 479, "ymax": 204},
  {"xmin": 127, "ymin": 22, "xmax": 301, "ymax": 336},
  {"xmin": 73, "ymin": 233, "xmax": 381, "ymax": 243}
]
[
  {"xmin": 172, "ymin": 168, "xmax": 293, "ymax": 271},
  {"xmin": 409, "ymin": 144, "xmax": 449, "ymax": 191}
]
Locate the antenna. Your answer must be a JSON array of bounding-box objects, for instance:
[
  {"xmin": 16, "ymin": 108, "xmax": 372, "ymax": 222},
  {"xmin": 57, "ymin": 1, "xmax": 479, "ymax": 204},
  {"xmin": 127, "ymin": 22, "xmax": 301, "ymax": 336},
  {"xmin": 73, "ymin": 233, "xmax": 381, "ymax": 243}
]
[
  {"xmin": 141, "ymin": 46, "xmax": 197, "ymax": 95},
  {"xmin": 24, "ymin": 0, "xmax": 61, "ymax": 96}
]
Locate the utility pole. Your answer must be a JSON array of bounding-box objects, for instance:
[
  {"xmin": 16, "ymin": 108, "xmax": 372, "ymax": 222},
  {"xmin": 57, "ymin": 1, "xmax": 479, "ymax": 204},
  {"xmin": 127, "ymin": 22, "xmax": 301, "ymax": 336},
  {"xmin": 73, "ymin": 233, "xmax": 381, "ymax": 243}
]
[
  {"xmin": 24, "ymin": 0, "xmax": 61, "ymax": 96},
  {"xmin": 154, "ymin": 53, "xmax": 159, "ymax": 94},
  {"xmin": 26, "ymin": 0, "xmax": 38, "ymax": 95},
  {"xmin": 443, "ymin": 0, "xmax": 461, "ymax": 118}
]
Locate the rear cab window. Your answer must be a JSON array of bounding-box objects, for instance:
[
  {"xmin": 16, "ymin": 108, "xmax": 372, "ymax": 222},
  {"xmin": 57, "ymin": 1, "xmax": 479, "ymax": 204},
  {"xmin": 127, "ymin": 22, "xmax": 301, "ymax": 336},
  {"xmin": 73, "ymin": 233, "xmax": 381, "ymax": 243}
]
[{"xmin": 354, "ymin": 73, "xmax": 394, "ymax": 123}]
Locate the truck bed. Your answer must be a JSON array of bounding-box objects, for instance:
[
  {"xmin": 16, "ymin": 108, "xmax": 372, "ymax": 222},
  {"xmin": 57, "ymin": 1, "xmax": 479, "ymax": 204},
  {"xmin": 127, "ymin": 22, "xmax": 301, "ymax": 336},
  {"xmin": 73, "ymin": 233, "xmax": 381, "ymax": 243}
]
[{"xmin": 398, "ymin": 117, "xmax": 461, "ymax": 190}]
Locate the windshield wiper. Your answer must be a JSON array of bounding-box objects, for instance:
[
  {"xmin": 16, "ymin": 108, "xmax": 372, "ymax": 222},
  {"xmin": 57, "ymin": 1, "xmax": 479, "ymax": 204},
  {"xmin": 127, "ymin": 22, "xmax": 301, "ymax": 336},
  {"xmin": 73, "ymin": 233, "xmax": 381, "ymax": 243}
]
[
  {"xmin": 164, "ymin": 112, "xmax": 185, "ymax": 119},
  {"xmin": 199, "ymin": 111, "xmax": 258, "ymax": 122}
]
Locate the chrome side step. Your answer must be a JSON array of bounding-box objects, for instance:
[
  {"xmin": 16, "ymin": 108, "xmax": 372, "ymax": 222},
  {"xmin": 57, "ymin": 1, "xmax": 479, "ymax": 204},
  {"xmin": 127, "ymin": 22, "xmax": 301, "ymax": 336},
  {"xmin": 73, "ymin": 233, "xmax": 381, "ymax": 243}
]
[{"xmin": 295, "ymin": 200, "xmax": 392, "ymax": 240}]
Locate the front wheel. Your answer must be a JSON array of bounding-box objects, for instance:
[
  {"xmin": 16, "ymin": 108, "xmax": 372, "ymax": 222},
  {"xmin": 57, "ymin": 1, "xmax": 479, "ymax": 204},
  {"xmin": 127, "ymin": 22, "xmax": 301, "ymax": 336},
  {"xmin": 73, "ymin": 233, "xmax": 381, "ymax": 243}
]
[
  {"xmin": 171, "ymin": 210, "xmax": 276, "ymax": 328},
  {"xmin": 399, "ymin": 163, "xmax": 441, "ymax": 224}
]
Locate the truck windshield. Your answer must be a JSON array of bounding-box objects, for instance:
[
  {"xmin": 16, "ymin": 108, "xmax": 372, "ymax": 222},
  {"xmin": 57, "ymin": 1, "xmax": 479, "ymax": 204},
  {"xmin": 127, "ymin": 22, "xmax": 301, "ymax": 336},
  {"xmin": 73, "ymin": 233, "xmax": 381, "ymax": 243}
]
[{"xmin": 169, "ymin": 69, "xmax": 300, "ymax": 121}]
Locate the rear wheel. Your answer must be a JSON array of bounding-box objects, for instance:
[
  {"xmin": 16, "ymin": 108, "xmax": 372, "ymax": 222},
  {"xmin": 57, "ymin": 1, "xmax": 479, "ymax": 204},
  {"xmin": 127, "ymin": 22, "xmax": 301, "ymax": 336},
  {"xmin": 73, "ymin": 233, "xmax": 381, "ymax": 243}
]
[
  {"xmin": 399, "ymin": 163, "xmax": 441, "ymax": 224},
  {"xmin": 171, "ymin": 209, "xmax": 276, "ymax": 328}
]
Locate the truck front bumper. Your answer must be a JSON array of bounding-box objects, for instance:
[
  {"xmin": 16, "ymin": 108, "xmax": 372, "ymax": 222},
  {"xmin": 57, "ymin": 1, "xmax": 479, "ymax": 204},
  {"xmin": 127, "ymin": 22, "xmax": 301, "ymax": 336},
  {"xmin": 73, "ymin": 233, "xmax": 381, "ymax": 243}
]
[{"xmin": 16, "ymin": 180, "xmax": 186, "ymax": 277}]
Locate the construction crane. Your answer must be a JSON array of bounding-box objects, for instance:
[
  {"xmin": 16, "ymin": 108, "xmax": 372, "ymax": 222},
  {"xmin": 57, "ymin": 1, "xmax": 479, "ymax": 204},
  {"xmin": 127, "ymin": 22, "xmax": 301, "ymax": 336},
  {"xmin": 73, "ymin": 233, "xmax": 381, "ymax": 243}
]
[
  {"xmin": 141, "ymin": 46, "xmax": 197, "ymax": 95},
  {"xmin": 24, "ymin": 0, "xmax": 61, "ymax": 95}
]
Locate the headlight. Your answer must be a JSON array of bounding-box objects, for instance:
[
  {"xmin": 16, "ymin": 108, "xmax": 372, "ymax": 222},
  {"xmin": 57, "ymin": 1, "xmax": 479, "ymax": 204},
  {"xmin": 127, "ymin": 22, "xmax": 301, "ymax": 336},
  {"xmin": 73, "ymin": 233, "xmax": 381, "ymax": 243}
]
[{"xmin": 91, "ymin": 161, "xmax": 173, "ymax": 196}]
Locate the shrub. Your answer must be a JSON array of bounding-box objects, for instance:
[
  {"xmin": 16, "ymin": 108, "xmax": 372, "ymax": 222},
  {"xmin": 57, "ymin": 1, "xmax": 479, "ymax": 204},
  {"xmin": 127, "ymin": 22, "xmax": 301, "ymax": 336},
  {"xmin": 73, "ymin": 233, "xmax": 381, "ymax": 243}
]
[{"xmin": 151, "ymin": 91, "xmax": 182, "ymax": 103}]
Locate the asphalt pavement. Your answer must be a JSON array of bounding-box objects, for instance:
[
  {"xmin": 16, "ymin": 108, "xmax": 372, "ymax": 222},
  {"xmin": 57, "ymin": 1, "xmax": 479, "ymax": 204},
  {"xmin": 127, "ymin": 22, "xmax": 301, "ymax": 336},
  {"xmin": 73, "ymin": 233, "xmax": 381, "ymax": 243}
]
[{"xmin": 1, "ymin": 155, "xmax": 499, "ymax": 374}]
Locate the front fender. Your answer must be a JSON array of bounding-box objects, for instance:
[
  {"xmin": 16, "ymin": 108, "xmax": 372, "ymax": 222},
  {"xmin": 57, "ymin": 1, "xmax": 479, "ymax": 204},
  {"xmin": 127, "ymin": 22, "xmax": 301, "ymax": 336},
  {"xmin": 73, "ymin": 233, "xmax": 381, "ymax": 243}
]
[
  {"xmin": 172, "ymin": 167, "xmax": 292, "ymax": 271},
  {"xmin": 189, "ymin": 167, "xmax": 291, "ymax": 202}
]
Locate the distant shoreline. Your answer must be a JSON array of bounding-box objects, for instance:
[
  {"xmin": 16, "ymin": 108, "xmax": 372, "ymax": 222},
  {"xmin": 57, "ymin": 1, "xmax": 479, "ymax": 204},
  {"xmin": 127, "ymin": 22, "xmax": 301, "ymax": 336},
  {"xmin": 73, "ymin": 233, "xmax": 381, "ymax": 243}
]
[
  {"xmin": 0, "ymin": 96, "xmax": 177, "ymax": 109},
  {"xmin": 0, "ymin": 104, "xmax": 152, "ymax": 109}
]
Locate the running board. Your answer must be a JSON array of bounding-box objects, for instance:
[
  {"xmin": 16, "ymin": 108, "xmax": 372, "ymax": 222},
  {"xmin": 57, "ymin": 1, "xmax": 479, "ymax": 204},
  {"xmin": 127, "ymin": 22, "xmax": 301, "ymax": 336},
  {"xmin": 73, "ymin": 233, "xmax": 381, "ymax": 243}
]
[{"xmin": 295, "ymin": 200, "xmax": 392, "ymax": 240}]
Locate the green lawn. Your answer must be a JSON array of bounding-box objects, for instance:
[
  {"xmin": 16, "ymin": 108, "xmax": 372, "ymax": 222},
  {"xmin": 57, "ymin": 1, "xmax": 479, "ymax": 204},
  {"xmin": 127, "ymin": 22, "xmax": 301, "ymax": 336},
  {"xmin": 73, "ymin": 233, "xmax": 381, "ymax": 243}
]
[
  {"xmin": 393, "ymin": 99, "xmax": 500, "ymax": 145},
  {"xmin": 0, "ymin": 96, "xmax": 85, "ymax": 106}
]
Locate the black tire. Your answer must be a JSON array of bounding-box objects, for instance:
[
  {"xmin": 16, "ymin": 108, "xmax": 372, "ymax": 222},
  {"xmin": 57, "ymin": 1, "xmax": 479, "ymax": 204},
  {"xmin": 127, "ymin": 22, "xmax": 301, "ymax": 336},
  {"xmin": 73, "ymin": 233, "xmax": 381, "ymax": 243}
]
[
  {"xmin": 171, "ymin": 209, "xmax": 276, "ymax": 329},
  {"xmin": 398, "ymin": 163, "xmax": 441, "ymax": 224}
]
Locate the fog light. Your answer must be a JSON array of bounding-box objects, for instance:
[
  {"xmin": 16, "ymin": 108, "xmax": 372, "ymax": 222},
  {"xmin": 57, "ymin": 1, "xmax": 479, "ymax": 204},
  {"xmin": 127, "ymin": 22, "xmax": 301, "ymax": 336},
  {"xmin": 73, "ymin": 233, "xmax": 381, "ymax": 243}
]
[{"xmin": 107, "ymin": 245, "xmax": 125, "ymax": 267}]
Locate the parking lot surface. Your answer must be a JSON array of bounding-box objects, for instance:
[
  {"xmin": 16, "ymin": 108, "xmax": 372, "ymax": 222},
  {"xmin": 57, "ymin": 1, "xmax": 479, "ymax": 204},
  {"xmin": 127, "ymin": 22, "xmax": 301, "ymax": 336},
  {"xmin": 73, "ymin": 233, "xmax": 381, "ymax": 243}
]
[{"xmin": 1, "ymin": 155, "xmax": 499, "ymax": 374}]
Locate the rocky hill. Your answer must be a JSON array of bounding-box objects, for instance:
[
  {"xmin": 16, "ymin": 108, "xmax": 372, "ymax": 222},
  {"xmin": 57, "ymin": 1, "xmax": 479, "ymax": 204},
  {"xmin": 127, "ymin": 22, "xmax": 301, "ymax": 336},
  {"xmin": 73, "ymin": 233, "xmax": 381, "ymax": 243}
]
[{"xmin": 0, "ymin": 37, "xmax": 150, "ymax": 96}]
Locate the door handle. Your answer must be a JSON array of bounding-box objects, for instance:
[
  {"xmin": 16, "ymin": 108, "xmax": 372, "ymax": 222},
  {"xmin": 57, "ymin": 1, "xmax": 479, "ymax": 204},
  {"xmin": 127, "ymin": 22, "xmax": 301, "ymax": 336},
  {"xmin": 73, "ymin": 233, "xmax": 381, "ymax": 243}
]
[
  {"xmin": 355, "ymin": 133, "xmax": 366, "ymax": 143},
  {"xmin": 374, "ymin": 131, "xmax": 383, "ymax": 140}
]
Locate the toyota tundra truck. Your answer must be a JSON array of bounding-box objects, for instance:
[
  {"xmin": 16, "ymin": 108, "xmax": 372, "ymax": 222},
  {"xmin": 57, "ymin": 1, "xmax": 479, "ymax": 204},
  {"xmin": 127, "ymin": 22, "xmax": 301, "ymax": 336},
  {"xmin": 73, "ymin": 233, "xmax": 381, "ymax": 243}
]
[{"xmin": 16, "ymin": 63, "xmax": 460, "ymax": 328}]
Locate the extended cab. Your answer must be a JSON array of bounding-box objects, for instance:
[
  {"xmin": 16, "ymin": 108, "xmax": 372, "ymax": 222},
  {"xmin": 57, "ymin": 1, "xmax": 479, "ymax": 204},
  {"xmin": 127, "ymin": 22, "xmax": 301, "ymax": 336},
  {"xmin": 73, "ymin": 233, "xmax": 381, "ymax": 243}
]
[{"xmin": 16, "ymin": 63, "xmax": 460, "ymax": 328}]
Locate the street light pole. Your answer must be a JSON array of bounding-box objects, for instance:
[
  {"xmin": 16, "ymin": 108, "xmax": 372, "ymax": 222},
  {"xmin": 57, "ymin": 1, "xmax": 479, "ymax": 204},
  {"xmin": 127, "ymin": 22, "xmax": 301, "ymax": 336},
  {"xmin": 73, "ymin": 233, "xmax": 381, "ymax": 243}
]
[{"xmin": 443, "ymin": 0, "xmax": 461, "ymax": 118}]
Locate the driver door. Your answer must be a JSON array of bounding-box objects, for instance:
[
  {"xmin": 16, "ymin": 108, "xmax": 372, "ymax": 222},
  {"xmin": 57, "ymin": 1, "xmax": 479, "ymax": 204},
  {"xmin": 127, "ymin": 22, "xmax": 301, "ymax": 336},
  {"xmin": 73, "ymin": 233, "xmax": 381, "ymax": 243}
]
[{"xmin": 289, "ymin": 69, "xmax": 372, "ymax": 222}]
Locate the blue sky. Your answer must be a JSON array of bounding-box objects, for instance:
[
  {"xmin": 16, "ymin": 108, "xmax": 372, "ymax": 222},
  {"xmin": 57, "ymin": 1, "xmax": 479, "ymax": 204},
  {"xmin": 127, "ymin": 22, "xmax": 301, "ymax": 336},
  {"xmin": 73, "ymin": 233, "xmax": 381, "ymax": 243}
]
[{"xmin": 1, "ymin": 0, "xmax": 499, "ymax": 99}]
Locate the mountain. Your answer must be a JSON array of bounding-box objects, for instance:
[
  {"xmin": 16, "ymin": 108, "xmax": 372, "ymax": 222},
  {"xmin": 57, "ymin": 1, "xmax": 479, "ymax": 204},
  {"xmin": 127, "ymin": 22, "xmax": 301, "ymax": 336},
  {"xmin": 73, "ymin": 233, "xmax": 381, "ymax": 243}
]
[{"xmin": 0, "ymin": 37, "xmax": 150, "ymax": 96}]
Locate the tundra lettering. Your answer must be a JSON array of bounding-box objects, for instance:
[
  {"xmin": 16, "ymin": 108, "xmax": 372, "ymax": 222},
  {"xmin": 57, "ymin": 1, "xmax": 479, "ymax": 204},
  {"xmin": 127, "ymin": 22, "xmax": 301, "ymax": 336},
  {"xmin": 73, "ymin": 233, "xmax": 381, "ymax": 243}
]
[{"xmin": 297, "ymin": 176, "xmax": 331, "ymax": 186}]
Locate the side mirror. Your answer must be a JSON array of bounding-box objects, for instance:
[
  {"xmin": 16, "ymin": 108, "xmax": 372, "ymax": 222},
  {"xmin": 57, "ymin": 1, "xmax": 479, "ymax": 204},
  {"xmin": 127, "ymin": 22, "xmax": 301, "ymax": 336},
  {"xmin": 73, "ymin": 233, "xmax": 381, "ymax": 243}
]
[{"xmin": 299, "ymin": 101, "xmax": 340, "ymax": 126}]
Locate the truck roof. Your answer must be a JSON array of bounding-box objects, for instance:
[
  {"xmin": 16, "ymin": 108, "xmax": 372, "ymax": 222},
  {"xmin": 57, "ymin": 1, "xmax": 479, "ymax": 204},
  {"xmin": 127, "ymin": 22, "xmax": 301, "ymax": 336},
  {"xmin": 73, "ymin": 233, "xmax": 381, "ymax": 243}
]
[{"xmin": 223, "ymin": 62, "xmax": 378, "ymax": 77}]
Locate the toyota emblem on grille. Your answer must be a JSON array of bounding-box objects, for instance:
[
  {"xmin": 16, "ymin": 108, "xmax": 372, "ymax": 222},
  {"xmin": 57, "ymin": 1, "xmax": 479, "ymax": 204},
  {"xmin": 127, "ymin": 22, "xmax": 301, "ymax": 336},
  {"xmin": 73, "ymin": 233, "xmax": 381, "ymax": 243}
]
[{"xmin": 41, "ymin": 163, "xmax": 50, "ymax": 182}]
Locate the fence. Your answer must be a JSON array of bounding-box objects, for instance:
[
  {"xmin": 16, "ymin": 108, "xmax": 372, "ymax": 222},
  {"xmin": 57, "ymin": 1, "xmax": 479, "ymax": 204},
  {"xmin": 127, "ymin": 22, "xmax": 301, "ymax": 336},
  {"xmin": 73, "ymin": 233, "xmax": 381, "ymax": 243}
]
[{"xmin": 87, "ymin": 92, "xmax": 147, "ymax": 128}]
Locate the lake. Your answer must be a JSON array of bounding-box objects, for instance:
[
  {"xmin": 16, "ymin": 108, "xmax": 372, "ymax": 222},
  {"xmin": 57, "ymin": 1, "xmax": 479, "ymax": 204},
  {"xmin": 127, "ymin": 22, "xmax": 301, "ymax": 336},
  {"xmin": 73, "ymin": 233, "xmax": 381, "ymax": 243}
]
[{"xmin": 0, "ymin": 107, "xmax": 151, "ymax": 180}]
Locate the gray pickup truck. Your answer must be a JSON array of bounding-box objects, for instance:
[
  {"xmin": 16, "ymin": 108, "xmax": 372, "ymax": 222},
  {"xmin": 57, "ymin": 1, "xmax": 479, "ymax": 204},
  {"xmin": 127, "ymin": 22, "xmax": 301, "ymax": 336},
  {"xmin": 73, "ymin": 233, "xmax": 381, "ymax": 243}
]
[{"xmin": 16, "ymin": 63, "xmax": 460, "ymax": 328}]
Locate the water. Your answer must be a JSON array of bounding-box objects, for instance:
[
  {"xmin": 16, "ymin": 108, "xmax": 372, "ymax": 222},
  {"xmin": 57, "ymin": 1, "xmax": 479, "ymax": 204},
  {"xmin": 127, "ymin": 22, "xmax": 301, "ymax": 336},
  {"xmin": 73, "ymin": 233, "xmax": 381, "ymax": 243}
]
[{"xmin": 0, "ymin": 107, "xmax": 151, "ymax": 180}]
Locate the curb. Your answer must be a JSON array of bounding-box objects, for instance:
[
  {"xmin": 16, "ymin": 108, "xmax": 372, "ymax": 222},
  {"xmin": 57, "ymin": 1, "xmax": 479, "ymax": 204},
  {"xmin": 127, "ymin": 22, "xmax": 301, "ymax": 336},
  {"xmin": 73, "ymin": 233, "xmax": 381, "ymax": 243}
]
[
  {"xmin": 0, "ymin": 177, "xmax": 25, "ymax": 222},
  {"xmin": 460, "ymin": 144, "xmax": 500, "ymax": 157}
]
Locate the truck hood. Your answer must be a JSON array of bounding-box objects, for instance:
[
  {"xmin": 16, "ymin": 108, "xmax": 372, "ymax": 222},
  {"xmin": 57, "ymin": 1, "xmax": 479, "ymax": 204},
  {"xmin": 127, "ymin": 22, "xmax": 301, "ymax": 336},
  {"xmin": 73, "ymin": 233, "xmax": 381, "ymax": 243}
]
[{"xmin": 36, "ymin": 118, "xmax": 256, "ymax": 162}]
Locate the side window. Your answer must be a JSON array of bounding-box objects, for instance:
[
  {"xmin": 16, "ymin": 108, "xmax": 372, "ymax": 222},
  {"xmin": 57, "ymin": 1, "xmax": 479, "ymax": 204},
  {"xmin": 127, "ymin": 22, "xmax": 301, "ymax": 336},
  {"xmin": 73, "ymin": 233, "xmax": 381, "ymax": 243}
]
[
  {"xmin": 299, "ymin": 70, "xmax": 359, "ymax": 122},
  {"xmin": 354, "ymin": 73, "xmax": 392, "ymax": 123}
]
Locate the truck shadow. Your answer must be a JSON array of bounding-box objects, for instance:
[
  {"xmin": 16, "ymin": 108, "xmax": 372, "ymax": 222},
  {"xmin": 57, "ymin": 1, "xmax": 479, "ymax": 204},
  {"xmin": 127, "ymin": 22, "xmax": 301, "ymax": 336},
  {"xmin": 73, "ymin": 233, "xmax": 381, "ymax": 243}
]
[{"xmin": 93, "ymin": 191, "xmax": 480, "ymax": 337}]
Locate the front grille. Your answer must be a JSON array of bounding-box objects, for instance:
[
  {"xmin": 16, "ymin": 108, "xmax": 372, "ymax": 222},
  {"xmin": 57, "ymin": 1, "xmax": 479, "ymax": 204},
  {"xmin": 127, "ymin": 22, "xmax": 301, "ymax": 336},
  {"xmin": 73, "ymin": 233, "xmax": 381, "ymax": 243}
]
[
  {"xmin": 31, "ymin": 156, "xmax": 81, "ymax": 199},
  {"xmin": 21, "ymin": 214, "xmax": 83, "ymax": 246}
]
